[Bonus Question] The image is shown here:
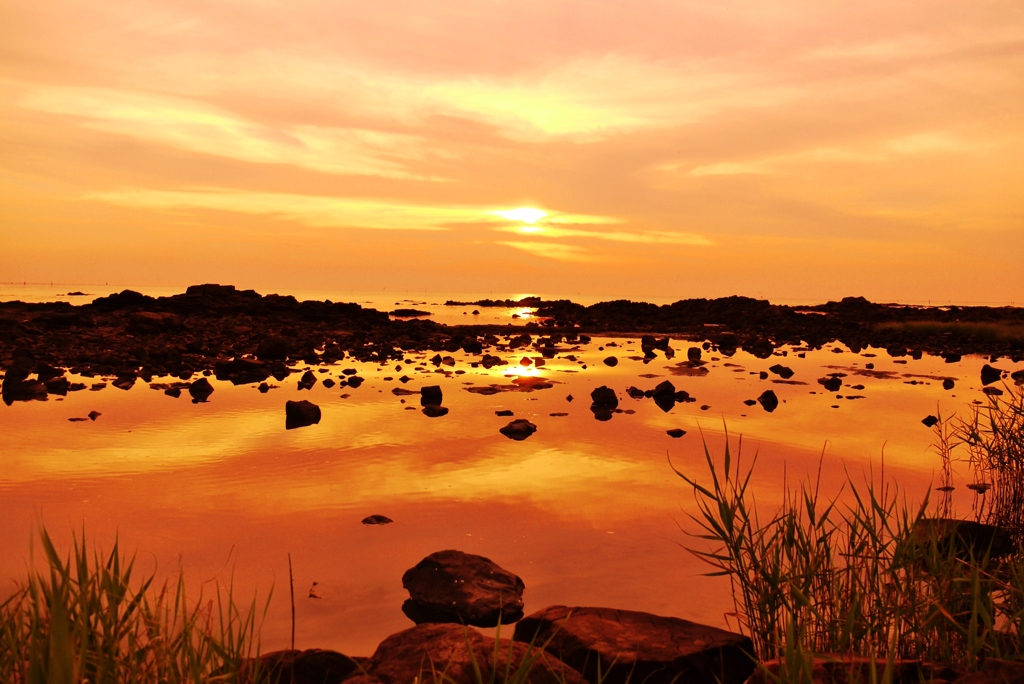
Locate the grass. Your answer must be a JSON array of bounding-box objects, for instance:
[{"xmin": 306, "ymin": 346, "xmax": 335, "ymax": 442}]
[
  {"xmin": 0, "ymin": 528, "xmax": 268, "ymax": 683},
  {"xmin": 671, "ymin": 400, "xmax": 1024, "ymax": 679},
  {"xmin": 873, "ymin": 320, "xmax": 1024, "ymax": 344}
]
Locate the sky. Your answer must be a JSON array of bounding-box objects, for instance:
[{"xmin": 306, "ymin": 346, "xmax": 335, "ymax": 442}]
[{"xmin": 1, "ymin": 0, "xmax": 1022, "ymax": 303}]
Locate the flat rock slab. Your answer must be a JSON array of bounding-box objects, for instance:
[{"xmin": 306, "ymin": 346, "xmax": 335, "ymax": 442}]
[
  {"xmin": 402, "ymin": 550, "xmax": 525, "ymax": 627},
  {"xmin": 364, "ymin": 623, "xmax": 584, "ymax": 684},
  {"xmin": 512, "ymin": 606, "xmax": 755, "ymax": 684}
]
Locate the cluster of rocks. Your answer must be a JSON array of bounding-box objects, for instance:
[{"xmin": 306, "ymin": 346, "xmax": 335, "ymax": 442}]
[{"xmin": 250, "ymin": 549, "xmax": 757, "ymax": 684}]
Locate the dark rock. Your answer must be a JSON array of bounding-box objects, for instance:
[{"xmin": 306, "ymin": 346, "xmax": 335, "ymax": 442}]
[
  {"xmin": 687, "ymin": 347, "xmax": 702, "ymax": 362},
  {"xmin": 603, "ymin": 356, "xmax": 618, "ymax": 367},
  {"xmin": 240, "ymin": 648, "xmax": 359, "ymax": 684},
  {"xmin": 818, "ymin": 376, "xmax": 843, "ymax": 392},
  {"xmin": 758, "ymin": 371, "xmax": 768, "ymax": 380},
  {"xmin": 626, "ymin": 386, "xmax": 645, "ymax": 399},
  {"xmin": 495, "ymin": 410, "xmax": 514, "ymax": 417},
  {"xmin": 45, "ymin": 376, "xmax": 70, "ymax": 395},
  {"xmin": 500, "ymin": 419, "xmax": 537, "ymax": 441},
  {"xmin": 112, "ymin": 375, "xmax": 137, "ymax": 391},
  {"xmin": 256, "ymin": 338, "xmax": 290, "ymax": 361},
  {"xmin": 390, "ymin": 308, "xmax": 431, "ymax": 317},
  {"xmin": 215, "ymin": 358, "xmax": 269, "ymax": 385},
  {"xmin": 362, "ymin": 515, "xmax": 393, "ymax": 525},
  {"xmin": 590, "ymin": 386, "xmax": 618, "ymax": 410},
  {"xmin": 88, "ymin": 411, "xmax": 101, "ymax": 421},
  {"xmin": 346, "ymin": 376, "xmax": 364, "ymax": 388},
  {"xmin": 258, "ymin": 382, "xmax": 271, "ymax": 393},
  {"xmin": 757, "ymin": 389, "xmax": 779, "ymax": 412},
  {"xmin": 401, "ymin": 550, "xmax": 526, "ymax": 627},
  {"xmin": 743, "ymin": 399, "xmax": 757, "ymax": 406},
  {"xmin": 420, "ymin": 385, "xmax": 443, "ymax": 406},
  {"xmin": 981, "ymin": 364, "xmax": 1004, "ymax": 385},
  {"xmin": 666, "ymin": 429, "xmax": 686, "ymax": 438},
  {"xmin": 188, "ymin": 377, "xmax": 214, "ymax": 401},
  {"xmin": 942, "ymin": 378, "xmax": 955, "ymax": 390},
  {"xmin": 768, "ymin": 364, "xmax": 794, "ymax": 379},
  {"xmin": 285, "ymin": 400, "xmax": 321, "ymax": 429},
  {"xmin": 1012, "ymin": 369, "xmax": 1024, "ymax": 385},
  {"xmin": 165, "ymin": 387, "xmax": 181, "ymax": 398},
  {"xmin": 651, "ymin": 380, "xmax": 677, "ymax": 412},
  {"xmin": 297, "ymin": 370, "xmax": 318, "ymax": 390},
  {"xmin": 943, "ymin": 353, "xmax": 962, "ymax": 363},
  {"xmin": 363, "ymin": 624, "xmax": 582, "ymax": 684},
  {"xmin": 322, "ymin": 378, "xmax": 336, "ymax": 388},
  {"xmin": 512, "ymin": 605, "xmax": 755, "ymax": 684},
  {"xmin": 922, "ymin": 415, "xmax": 939, "ymax": 428},
  {"xmin": 422, "ymin": 405, "xmax": 449, "ymax": 418},
  {"xmin": 913, "ymin": 518, "xmax": 1016, "ymax": 559}
]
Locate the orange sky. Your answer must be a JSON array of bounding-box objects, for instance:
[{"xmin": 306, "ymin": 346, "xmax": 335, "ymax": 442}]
[{"xmin": 2, "ymin": 0, "xmax": 1022, "ymax": 302}]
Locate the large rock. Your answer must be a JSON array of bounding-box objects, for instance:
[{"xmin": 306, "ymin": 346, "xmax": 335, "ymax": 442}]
[
  {"xmin": 402, "ymin": 550, "xmax": 525, "ymax": 627},
  {"xmin": 512, "ymin": 606, "xmax": 755, "ymax": 684},
  {"xmin": 421, "ymin": 385, "xmax": 443, "ymax": 407},
  {"xmin": 912, "ymin": 518, "xmax": 1016, "ymax": 559},
  {"xmin": 285, "ymin": 400, "xmax": 321, "ymax": 429},
  {"xmin": 239, "ymin": 648, "xmax": 359, "ymax": 684},
  {"xmin": 363, "ymin": 623, "xmax": 583, "ymax": 684}
]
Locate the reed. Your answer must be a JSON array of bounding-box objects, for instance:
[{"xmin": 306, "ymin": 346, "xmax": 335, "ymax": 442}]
[
  {"xmin": 671, "ymin": 426, "xmax": 1024, "ymax": 674},
  {"xmin": 0, "ymin": 528, "xmax": 268, "ymax": 683}
]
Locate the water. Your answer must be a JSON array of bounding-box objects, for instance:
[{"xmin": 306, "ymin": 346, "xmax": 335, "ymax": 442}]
[{"xmin": 2, "ymin": 288, "xmax": 1022, "ymax": 656}]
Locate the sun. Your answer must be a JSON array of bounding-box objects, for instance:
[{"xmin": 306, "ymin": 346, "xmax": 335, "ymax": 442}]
[{"xmin": 491, "ymin": 207, "xmax": 548, "ymax": 224}]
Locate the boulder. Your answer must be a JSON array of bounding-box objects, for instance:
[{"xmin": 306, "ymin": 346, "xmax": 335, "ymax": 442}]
[
  {"xmin": 285, "ymin": 400, "xmax": 321, "ymax": 429},
  {"xmin": 402, "ymin": 550, "xmax": 526, "ymax": 627},
  {"xmin": 590, "ymin": 386, "xmax": 618, "ymax": 409},
  {"xmin": 818, "ymin": 376, "xmax": 843, "ymax": 392},
  {"xmin": 768, "ymin": 364, "xmax": 794, "ymax": 379},
  {"xmin": 980, "ymin": 364, "xmax": 1004, "ymax": 385},
  {"xmin": 912, "ymin": 518, "xmax": 1016, "ymax": 559},
  {"xmin": 603, "ymin": 356, "xmax": 618, "ymax": 367},
  {"xmin": 363, "ymin": 623, "xmax": 583, "ymax": 684},
  {"xmin": 240, "ymin": 648, "xmax": 359, "ymax": 684},
  {"xmin": 687, "ymin": 347, "xmax": 702, "ymax": 362},
  {"xmin": 757, "ymin": 390, "xmax": 779, "ymax": 413},
  {"xmin": 188, "ymin": 377, "xmax": 214, "ymax": 401},
  {"xmin": 942, "ymin": 378, "xmax": 955, "ymax": 390},
  {"xmin": 499, "ymin": 419, "xmax": 537, "ymax": 441},
  {"xmin": 421, "ymin": 385, "xmax": 444, "ymax": 407},
  {"xmin": 651, "ymin": 380, "xmax": 677, "ymax": 412},
  {"xmin": 512, "ymin": 606, "xmax": 755, "ymax": 684}
]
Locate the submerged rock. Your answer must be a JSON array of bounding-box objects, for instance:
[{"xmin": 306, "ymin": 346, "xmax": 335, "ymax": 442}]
[
  {"xmin": 499, "ymin": 419, "xmax": 537, "ymax": 441},
  {"xmin": 401, "ymin": 550, "xmax": 526, "ymax": 627},
  {"xmin": 512, "ymin": 605, "xmax": 755, "ymax": 684},
  {"xmin": 285, "ymin": 400, "xmax": 321, "ymax": 429},
  {"xmin": 362, "ymin": 515, "xmax": 393, "ymax": 525},
  {"xmin": 980, "ymin": 364, "xmax": 1004, "ymax": 385}
]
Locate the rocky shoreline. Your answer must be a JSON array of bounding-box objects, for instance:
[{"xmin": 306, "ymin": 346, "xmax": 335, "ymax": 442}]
[{"xmin": 1, "ymin": 285, "xmax": 1022, "ymax": 405}]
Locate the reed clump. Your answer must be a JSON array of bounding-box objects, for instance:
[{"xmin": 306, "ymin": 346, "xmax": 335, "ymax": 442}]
[
  {"xmin": 0, "ymin": 528, "xmax": 267, "ymax": 683},
  {"xmin": 673, "ymin": 417, "xmax": 1024, "ymax": 672}
]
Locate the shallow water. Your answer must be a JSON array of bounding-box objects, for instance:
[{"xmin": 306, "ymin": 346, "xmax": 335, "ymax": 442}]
[{"xmin": 2, "ymin": 323, "xmax": 1022, "ymax": 655}]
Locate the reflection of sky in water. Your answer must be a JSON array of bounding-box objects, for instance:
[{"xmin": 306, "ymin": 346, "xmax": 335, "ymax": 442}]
[{"xmin": 1, "ymin": 336, "xmax": 1021, "ymax": 654}]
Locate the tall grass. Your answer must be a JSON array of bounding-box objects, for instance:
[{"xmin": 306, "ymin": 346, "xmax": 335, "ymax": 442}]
[
  {"xmin": 0, "ymin": 528, "xmax": 268, "ymax": 683},
  {"xmin": 671, "ymin": 428, "xmax": 1024, "ymax": 671}
]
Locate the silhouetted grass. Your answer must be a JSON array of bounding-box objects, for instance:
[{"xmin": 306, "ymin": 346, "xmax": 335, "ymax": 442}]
[
  {"xmin": 0, "ymin": 528, "xmax": 268, "ymax": 683},
  {"xmin": 672, "ymin": 423, "xmax": 1024, "ymax": 677}
]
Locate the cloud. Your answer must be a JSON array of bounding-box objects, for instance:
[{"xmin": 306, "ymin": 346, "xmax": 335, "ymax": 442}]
[
  {"xmin": 497, "ymin": 241, "xmax": 596, "ymax": 262},
  {"xmin": 495, "ymin": 224, "xmax": 713, "ymax": 246},
  {"xmin": 20, "ymin": 87, "xmax": 443, "ymax": 179}
]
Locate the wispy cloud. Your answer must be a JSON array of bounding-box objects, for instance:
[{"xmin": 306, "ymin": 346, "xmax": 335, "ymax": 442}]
[
  {"xmin": 495, "ymin": 224, "xmax": 713, "ymax": 245},
  {"xmin": 497, "ymin": 241, "xmax": 597, "ymax": 262}
]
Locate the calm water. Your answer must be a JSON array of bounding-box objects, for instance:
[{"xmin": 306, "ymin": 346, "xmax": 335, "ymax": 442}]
[{"xmin": 2, "ymin": 287, "xmax": 1022, "ymax": 656}]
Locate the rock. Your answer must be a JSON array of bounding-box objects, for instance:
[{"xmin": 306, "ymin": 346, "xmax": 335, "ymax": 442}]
[
  {"xmin": 285, "ymin": 400, "xmax": 321, "ymax": 429},
  {"xmin": 420, "ymin": 385, "xmax": 443, "ymax": 406},
  {"xmin": 422, "ymin": 405, "xmax": 449, "ymax": 418},
  {"xmin": 215, "ymin": 358, "xmax": 269, "ymax": 385},
  {"xmin": 1012, "ymin": 369, "xmax": 1024, "ymax": 385},
  {"xmin": 912, "ymin": 518, "xmax": 1016, "ymax": 559},
  {"xmin": 401, "ymin": 550, "xmax": 526, "ymax": 627},
  {"xmin": 687, "ymin": 347, "xmax": 702, "ymax": 362},
  {"xmin": 297, "ymin": 370, "xmax": 318, "ymax": 390},
  {"xmin": 390, "ymin": 308, "xmax": 431, "ymax": 317},
  {"xmin": 240, "ymin": 648, "xmax": 359, "ymax": 684},
  {"xmin": 943, "ymin": 353, "xmax": 962, "ymax": 363},
  {"xmin": 112, "ymin": 375, "xmax": 136, "ymax": 391},
  {"xmin": 188, "ymin": 377, "xmax": 214, "ymax": 401},
  {"xmin": 922, "ymin": 415, "xmax": 939, "ymax": 428},
  {"xmin": 666, "ymin": 429, "xmax": 686, "ymax": 438},
  {"xmin": 88, "ymin": 411, "xmax": 101, "ymax": 421},
  {"xmin": 512, "ymin": 606, "xmax": 755, "ymax": 684},
  {"xmin": 942, "ymin": 378, "xmax": 955, "ymax": 390},
  {"xmin": 362, "ymin": 515, "xmax": 393, "ymax": 525},
  {"xmin": 981, "ymin": 364, "xmax": 1004, "ymax": 385},
  {"xmin": 500, "ymin": 419, "xmax": 537, "ymax": 441},
  {"xmin": 164, "ymin": 387, "xmax": 181, "ymax": 398},
  {"xmin": 759, "ymin": 371, "xmax": 768, "ymax": 379},
  {"xmin": 603, "ymin": 356, "xmax": 618, "ymax": 367},
  {"xmin": 757, "ymin": 390, "xmax": 779, "ymax": 413},
  {"xmin": 743, "ymin": 399, "xmax": 756, "ymax": 406},
  {"xmin": 495, "ymin": 410, "xmax": 514, "ymax": 417},
  {"xmin": 768, "ymin": 364, "xmax": 794, "ymax": 379},
  {"xmin": 256, "ymin": 338, "xmax": 290, "ymax": 361},
  {"xmin": 590, "ymin": 386, "xmax": 618, "ymax": 410},
  {"xmin": 818, "ymin": 376, "xmax": 843, "ymax": 392},
  {"xmin": 363, "ymin": 624, "xmax": 582, "ymax": 684}
]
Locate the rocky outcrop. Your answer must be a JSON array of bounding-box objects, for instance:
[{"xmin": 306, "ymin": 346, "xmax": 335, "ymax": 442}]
[
  {"xmin": 402, "ymin": 550, "xmax": 525, "ymax": 627},
  {"xmin": 512, "ymin": 605, "xmax": 755, "ymax": 684}
]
